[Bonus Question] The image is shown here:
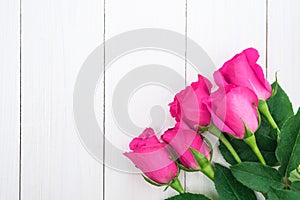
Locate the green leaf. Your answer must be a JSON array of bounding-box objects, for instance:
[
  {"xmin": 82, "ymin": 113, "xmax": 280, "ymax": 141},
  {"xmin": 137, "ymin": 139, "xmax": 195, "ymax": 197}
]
[
  {"xmin": 276, "ymin": 109, "xmax": 300, "ymax": 177},
  {"xmin": 165, "ymin": 193, "xmax": 210, "ymax": 200},
  {"xmin": 291, "ymin": 182, "xmax": 300, "ymax": 192},
  {"xmin": 231, "ymin": 162, "xmax": 284, "ymax": 193},
  {"xmin": 268, "ymin": 188, "xmax": 300, "ymax": 200},
  {"xmin": 267, "ymin": 82, "xmax": 294, "ymax": 128},
  {"xmin": 214, "ymin": 164, "xmax": 256, "ymax": 200}
]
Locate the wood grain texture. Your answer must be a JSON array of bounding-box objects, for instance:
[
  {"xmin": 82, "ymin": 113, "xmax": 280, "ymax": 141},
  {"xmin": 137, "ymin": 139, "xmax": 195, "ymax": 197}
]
[
  {"xmin": 187, "ymin": 1, "xmax": 266, "ymax": 199},
  {"xmin": 0, "ymin": 0, "xmax": 20, "ymax": 200},
  {"xmin": 22, "ymin": 0, "xmax": 103, "ymax": 199},
  {"xmin": 2, "ymin": 1, "xmax": 300, "ymax": 200},
  {"xmin": 268, "ymin": 0, "xmax": 300, "ymax": 110},
  {"xmin": 104, "ymin": 0, "xmax": 186, "ymax": 199}
]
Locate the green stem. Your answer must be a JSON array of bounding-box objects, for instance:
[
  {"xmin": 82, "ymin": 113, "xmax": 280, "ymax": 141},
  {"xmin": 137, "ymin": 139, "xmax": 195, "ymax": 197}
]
[
  {"xmin": 219, "ymin": 134, "xmax": 242, "ymax": 164},
  {"xmin": 208, "ymin": 124, "xmax": 242, "ymax": 164},
  {"xmin": 169, "ymin": 177, "xmax": 185, "ymax": 194},
  {"xmin": 244, "ymin": 134, "xmax": 266, "ymax": 165},
  {"xmin": 258, "ymin": 100, "xmax": 280, "ymax": 135}
]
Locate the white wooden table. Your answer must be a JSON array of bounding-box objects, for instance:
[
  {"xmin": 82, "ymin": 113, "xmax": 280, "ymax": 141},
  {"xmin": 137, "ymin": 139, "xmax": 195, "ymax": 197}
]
[{"xmin": 0, "ymin": 0, "xmax": 299, "ymax": 199}]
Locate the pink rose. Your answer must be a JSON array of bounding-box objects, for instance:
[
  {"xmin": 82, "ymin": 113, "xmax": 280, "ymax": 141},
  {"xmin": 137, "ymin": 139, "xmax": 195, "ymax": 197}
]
[
  {"xmin": 124, "ymin": 128, "xmax": 178, "ymax": 184},
  {"xmin": 161, "ymin": 122, "xmax": 211, "ymax": 170},
  {"xmin": 214, "ymin": 48, "xmax": 272, "ymax": 100},
  {"xmin": 169, "ymin": 74, "xmax": 212, "ymax": 129},
  {"xmin": 206, "ymin": 85, "xmax": 259, "ymax": 139}
]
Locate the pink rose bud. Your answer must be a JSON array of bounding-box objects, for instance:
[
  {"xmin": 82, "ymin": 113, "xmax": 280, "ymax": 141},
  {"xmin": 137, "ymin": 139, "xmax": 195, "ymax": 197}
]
[
  {"xmin": 161, "ymin": 122, "xmax": 211, "ymax": 170},
  {"xmin": 169, "ymin": 74, "xmax": 212, "ymax": 129},
  {"xmin": 124, "ymin": 128, "xmax": 178, "ymax": 184},
  {"xmin": 206, "ymin": 85, "xmax": 259, "ymax": 139},
  {"xmin": 214, "ymin": 48, "xmax": 272, "ymax": 100}
]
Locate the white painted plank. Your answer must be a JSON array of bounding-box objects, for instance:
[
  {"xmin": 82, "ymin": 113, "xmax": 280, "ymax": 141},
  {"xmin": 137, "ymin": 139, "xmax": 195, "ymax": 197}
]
[
  {"xmin": 187, "ymin": 1, "xmax": 266, "ymax": 199},
  {"xmin": 0, "ymin": 0, "xmax": 20, "ymax": 200},
  {"xmin": 268, "ymin": 0, "xmax": 300, "ymax": 110},
  {"xmin": 22, "ymin": 0, "xmax": 103, "ymax": 199},
  {"xmin": 104, "ymin": 0, "xmax": 186, "ymax": 199}
]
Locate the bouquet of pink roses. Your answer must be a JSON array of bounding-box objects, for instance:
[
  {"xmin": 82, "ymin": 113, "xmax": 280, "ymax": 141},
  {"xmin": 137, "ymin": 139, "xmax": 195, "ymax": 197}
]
[{"xmin": 124, "ymin": 48, "xmax": 300, "ymax": 200}]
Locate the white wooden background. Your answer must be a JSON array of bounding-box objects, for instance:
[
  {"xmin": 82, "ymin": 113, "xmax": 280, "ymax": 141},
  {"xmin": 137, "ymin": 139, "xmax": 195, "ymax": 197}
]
[{"xmin": 0, "ymin": 0, "xmax": 300, "ymax": 200}]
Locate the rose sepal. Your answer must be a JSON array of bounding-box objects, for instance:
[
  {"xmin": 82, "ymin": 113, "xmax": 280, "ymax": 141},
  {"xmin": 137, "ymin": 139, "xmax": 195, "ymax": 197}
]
[
  {"xmin": 142, "ymin": 167, "xmax": 185, "ymax": 194},
  {"xmin": 168, "ymin": 148, "xmax": 201, "ymax": 172},
  {"xmin": 189, "ymin": 147, "xmax": 214, "ymax": 180},
  {"xmin": 169, "ymin": 147, "xmax": 202, "ymax": 172},
  {"xmin": 197, "ymin": 125, "xmax": 209, "ymax": 133},
  {"xmin": 176, "ymin": 162, "xmax": 200, "ymax": 172},
  {"xmin": 271, "ymin": 72, "xmax": 279, "ymax": 97},
  {"xmin": 142, "ymin": 174, "xmax": 165, "ymax": 187},
  {"xmin": 243, "ymin": 124, "xmax": 266, "ymax": 165},
  {"xmin": 176, "ymin": 136, "xmax": 213, "ymax": 172},
  {"xmin": 168, "ymin": 177, "xmax": 185, "ymax": 194},
  {"xmin": 258, "ymin": 99, "xmax": 280, "ymax": 135}
]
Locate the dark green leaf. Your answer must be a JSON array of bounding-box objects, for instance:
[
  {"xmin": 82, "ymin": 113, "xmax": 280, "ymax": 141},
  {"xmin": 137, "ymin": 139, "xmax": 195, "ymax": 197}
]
[
  {"xmin": 231, "ymin": 162, "xmax": 284, "ymax": 193},
  {"xmin": 276, "ymin": 109, "xmax": 300, "ymax": 177},
  {"xmin": 165, "ymin": 193, "xmax": 210, "ymax": 200},
  {"xmin": 291, "ymin": 182, "xmax": 300, "ymax": 192},
  {"xmin": 267, "ymin": 82, "xmax": 294, "ymax": 128},
  {"xmin": 268, "ymin": 188, "xmax": 300, "ymax": 200},
  {"xmin": 214, "ymin": 164, "xmax": 256, "ymax": 200}
]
